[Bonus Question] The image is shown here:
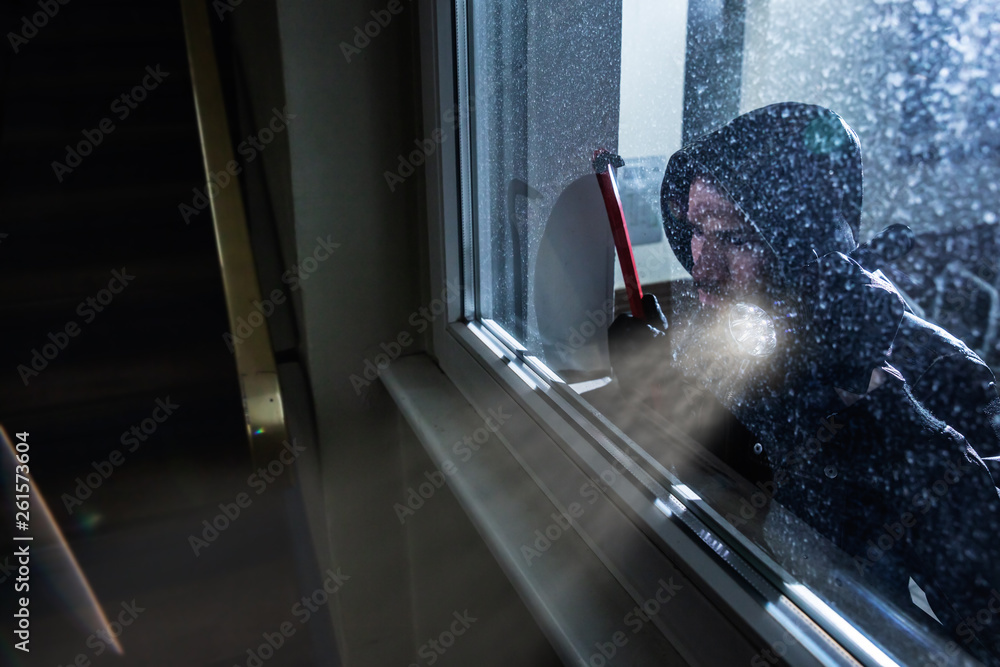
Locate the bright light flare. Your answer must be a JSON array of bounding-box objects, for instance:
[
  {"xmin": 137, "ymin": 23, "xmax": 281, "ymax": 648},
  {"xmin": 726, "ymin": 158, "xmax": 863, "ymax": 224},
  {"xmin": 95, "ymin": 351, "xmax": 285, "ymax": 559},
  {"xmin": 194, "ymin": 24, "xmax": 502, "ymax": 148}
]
[{"xmin": 728, "ymin": 303, "xmax": 777, "ymax": 357}]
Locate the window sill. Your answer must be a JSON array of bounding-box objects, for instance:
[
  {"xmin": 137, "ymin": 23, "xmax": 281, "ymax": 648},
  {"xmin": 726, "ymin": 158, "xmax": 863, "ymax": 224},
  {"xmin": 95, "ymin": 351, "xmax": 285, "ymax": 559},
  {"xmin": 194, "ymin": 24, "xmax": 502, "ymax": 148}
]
[{"xmin": 381, "ymin": 335, "xmax": 838, "ymax": 666}]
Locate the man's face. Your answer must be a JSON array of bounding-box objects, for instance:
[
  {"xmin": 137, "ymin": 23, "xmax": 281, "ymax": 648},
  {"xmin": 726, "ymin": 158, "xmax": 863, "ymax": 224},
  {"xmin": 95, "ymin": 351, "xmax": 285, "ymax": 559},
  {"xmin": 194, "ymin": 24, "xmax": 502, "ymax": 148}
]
[{"xmin": 688, "ymin": 176, "xmax": 773, "ymax": 308}]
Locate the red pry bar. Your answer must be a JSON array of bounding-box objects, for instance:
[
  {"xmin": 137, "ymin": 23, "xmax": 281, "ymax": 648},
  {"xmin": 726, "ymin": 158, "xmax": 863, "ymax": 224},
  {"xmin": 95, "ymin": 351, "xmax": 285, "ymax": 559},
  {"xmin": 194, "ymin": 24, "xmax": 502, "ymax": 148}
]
[{"xmin": 593, "ymin": 149, "xmax": 644, "ymax": 320}]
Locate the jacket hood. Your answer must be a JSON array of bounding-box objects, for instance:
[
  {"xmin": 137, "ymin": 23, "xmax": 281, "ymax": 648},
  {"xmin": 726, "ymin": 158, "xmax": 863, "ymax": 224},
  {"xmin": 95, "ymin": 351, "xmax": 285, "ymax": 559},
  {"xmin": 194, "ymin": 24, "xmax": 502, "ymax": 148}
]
[{"xmin": 661, "ymin": 102, "xmax": 863, "ymax": 281}]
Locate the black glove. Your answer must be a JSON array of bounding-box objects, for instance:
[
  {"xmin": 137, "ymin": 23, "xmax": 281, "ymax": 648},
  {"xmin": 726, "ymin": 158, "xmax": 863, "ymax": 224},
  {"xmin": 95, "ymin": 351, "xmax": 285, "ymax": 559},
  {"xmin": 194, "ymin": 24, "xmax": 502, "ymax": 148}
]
[
  {"xmin": 608, "ymin": 293, "xmax": 669, "ymax": 391},
  {"xmin": 792, "ymin": 252, "xmax": 905, "ymax": 395}
]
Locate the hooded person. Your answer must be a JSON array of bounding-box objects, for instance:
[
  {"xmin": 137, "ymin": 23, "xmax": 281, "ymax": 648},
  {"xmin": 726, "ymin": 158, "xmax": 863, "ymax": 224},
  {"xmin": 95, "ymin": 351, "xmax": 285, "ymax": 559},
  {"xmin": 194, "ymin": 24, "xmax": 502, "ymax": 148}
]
[
  {"xmin": 609, "ymin": 102, "xmax": 1000, "ymax": 662},
  {"xmin": 648, "ymin": 102, "xmax": 1000, "ymax": 459}
]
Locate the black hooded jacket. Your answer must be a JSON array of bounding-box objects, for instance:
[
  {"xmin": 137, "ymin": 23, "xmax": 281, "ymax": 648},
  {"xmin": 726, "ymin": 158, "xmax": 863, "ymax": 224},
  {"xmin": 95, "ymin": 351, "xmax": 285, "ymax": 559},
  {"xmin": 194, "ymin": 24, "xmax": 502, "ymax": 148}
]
[
  {"xmin": 660, "ymin": 103, "xmax": 1000, "ymax": 451},
  {"xmin": 611, "ymin": 102, "xmax": 1000, "ymax": 661}
]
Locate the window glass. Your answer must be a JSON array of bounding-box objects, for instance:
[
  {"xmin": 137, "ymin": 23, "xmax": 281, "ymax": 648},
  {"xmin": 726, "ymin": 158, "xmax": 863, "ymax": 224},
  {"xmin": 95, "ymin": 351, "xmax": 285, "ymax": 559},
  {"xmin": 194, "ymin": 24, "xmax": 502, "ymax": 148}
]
[
  {"xmin": 465, "ymin": 0, "xmax": 1000, "ymax": 663},
  {"xmin": 470, "ymin": 0, "xmax": 621, "ymax": 376},
  {"xmin": 616, "ymin": 0, "xmax": 690, "ymax": 290}
]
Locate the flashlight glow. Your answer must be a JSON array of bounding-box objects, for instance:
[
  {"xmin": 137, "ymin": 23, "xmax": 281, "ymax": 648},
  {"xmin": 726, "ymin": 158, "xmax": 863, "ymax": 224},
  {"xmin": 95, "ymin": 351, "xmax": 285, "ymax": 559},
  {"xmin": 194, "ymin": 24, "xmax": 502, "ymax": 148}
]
[{"xmin": 729, "ymin": 303, "xmax": 777, "ymax": 357}]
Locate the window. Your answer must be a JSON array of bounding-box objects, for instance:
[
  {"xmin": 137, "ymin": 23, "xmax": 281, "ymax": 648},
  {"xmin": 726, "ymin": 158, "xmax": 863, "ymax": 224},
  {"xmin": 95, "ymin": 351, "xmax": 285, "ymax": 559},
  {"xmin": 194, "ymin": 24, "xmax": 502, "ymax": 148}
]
[{"xmin": 419, "ymin": 0, "xmax": 1000, "ymax": 664}]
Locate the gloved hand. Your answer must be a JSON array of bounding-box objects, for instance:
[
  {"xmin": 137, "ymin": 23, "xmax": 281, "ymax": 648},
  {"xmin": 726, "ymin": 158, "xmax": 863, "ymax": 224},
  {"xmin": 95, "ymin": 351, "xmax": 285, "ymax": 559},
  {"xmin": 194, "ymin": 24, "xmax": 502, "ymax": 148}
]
[
  {"xmin": 792, "ymin": 252, "xmax": 906, "ymax": 395},
  {"xmin": 608, "ymin": 293, "xmax": 669, "ymax": 391}
]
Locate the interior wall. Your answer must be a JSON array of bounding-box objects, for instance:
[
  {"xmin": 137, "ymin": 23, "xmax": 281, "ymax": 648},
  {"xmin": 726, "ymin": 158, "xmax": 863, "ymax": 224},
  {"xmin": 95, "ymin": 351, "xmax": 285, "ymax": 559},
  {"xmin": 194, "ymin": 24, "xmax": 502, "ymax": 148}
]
[
  {"xmin": 264, "ymin": 1, "xmax": 561, "ymax": 665},
  {"xmin": 272, "ymin": 1, "xmax": 424, "ymax": 664}
]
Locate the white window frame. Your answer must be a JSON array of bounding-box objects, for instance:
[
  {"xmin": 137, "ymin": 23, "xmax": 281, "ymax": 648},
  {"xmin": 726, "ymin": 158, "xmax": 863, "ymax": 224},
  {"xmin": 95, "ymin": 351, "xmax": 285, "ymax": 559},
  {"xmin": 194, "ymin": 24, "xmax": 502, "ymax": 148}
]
[{"xmin": 379, "ymin": 2, "xmax": 978, "ymax": 665}]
